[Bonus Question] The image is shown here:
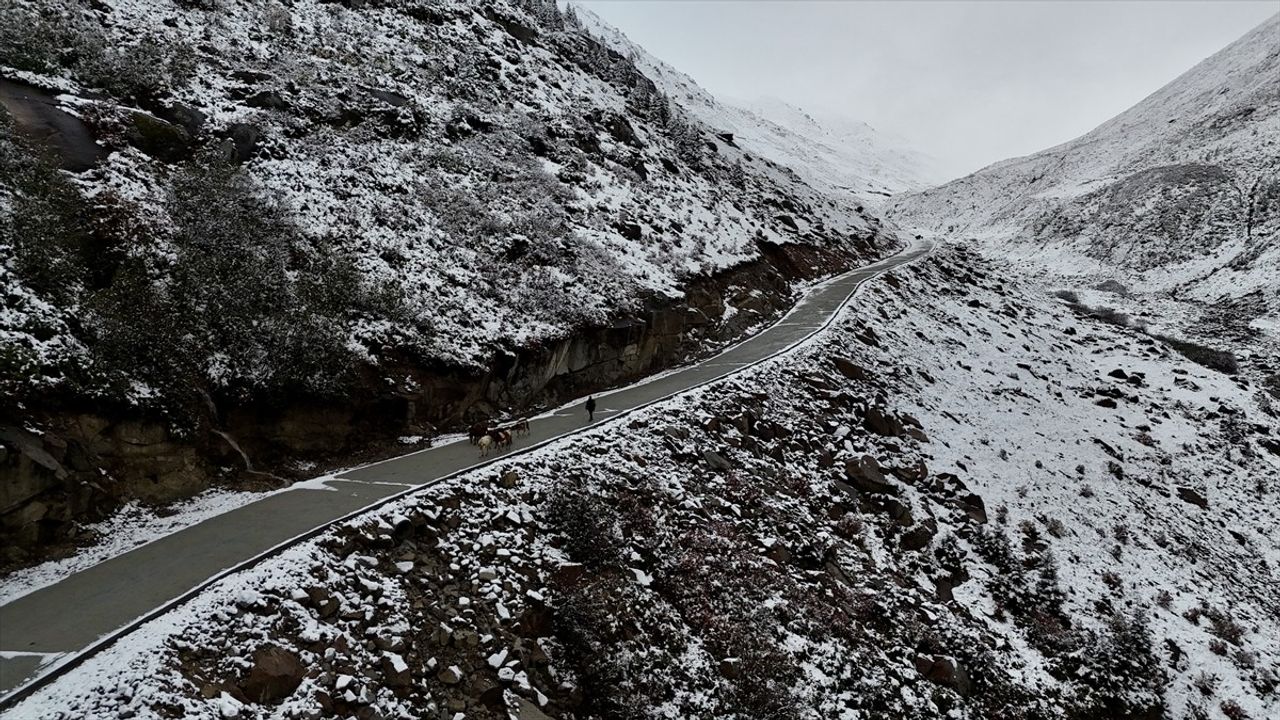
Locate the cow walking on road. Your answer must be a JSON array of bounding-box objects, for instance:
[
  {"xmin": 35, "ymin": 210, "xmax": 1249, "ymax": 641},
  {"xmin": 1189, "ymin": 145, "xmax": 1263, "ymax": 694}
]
[{"xmin": 585, "ymin": 396, "xmax": 596, "ymax": 423}]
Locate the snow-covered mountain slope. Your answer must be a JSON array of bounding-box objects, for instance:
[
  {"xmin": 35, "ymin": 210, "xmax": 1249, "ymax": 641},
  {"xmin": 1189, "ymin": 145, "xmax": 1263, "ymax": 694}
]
[
  {"xmin": 728, "ymin": 96, "xmax": 949, "ymax": 197},
  {"xmin": 889, "ymin": 12, "xmax": 1280, "ymax": 308},
  {"xmin": 0, "ymin": 0, "xmax": 910, "ymax": 564},
  {"xmin": 573, "ymin": 5, "xmax": 944, "ymax": 198},
  {"xmin": 14, "ymin": 247, "xmax": 1277, "ymax": 720},
  {"xmin": 0, "ymin": 0, "xmax": 893, "ymax": 407}
]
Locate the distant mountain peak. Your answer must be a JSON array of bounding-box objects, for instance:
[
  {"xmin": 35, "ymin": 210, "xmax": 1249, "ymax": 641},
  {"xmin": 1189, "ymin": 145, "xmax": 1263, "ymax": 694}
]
[{"xmin": 572, "ymin": 4, "xmax": 945, "ymax": 197}]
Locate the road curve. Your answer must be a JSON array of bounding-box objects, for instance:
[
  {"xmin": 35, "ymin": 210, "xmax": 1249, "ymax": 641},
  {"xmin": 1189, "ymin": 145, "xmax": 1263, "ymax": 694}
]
[{"xmin": 0, "ymin": 237, "xmax": 933, "ymax": 709}]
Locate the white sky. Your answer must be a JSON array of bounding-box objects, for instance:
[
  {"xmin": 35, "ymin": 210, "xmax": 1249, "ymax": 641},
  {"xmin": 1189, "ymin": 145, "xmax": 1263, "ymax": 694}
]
[{"xmin": 577, "ymin": 1, "xmax": 1279, "ymax": 180}]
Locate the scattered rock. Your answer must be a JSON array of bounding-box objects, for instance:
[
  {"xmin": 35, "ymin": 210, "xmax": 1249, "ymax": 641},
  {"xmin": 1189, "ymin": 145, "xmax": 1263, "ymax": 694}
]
[
  {"xmin": 1176, "ymin": 486, "xmax": 1208, "ymax": 509},
  {"xmin": 306, "ymin": 586, "xmax": 340, "ymax": 618},
  {"xmin": 437, "ymin": 665, "xmax": 464, "ymax": 685},
  {"xmin": 843, "ymin": 455, "xmax": 899, "ymax": 495},
  {"xmin": 380, "ymin": 653, "xmax": 411, "ymax": 688},
  {"xmin": 915, "ymin": 654, "xmax": 972, "ymax": 696},
  {"xmin": 864, "ymin": 406, "xmax": 905, "ymax": 437},
  {"xmin": 240, "ymin": 646, "xmax": 305, "ymax": 704},
  {"xmin": 833, "ymin": 357, "xmax": 871, "ymax": 382},
  {"xmin": 701, "ymin": 449, "xmax": 733, "ymax": 472}
]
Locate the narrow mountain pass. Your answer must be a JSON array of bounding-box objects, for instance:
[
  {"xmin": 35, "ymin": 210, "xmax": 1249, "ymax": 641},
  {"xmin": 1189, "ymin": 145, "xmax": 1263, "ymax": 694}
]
[{"xmin": 0, "ymin": 238, "xmax": 933, "ymax": 705}]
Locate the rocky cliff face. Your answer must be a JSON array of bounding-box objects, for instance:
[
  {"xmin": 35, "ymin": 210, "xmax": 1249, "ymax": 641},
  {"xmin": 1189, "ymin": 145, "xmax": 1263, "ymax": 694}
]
[{"xmin": 888, "ymin": 13, "xmax": 1280, "ymax": 310}]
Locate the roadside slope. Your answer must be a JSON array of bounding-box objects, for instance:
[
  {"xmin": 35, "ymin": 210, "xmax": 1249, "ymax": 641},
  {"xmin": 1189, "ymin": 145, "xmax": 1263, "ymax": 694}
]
[{"xmin": 9, "ymin": 246, "xmax": 1276, "ymax": 720}]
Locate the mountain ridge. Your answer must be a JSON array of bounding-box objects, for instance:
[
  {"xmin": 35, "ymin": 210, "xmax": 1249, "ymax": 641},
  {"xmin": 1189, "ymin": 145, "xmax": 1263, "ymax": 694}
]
[{"xmin": 889, "ymin": 12, "xmax": 1280, "ymax": 309}]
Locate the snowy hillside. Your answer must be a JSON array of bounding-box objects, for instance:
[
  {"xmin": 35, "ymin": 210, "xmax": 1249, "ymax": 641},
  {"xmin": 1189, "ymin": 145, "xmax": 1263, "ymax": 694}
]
[
  {"xmin": 889, "ymin": 12, "xmax": 1280, "ymax": 308},
  {"xmin": 729, "ymin": 96, "xmax": 948, "ymax": 197},
  {"xmin": 0, "ymin": 0, "xmax": 910, "ymax": 559},
  {"xmin": 12, "ymin": 247, "xmax": 1277, "ymax": 720},
  {"xmin": 573, "ymin": 5, "xmax": 945, "ymax": 198}
]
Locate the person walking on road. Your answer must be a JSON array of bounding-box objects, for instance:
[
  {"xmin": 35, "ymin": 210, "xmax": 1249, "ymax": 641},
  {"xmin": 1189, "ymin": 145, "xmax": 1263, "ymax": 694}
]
[{"xmin": 585, "ymin": 396, "xmax": 597, "ymax": 423}]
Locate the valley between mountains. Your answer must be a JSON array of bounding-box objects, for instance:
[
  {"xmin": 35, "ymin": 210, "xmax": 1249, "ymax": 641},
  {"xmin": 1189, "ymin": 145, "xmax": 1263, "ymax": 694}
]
[{"xmin": 1, "ymin": 2, "xmax": 1277, "ymax": 719}]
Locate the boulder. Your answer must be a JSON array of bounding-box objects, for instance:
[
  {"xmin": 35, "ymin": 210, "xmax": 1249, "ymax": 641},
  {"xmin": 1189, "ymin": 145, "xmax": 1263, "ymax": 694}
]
[
  {"xmin": 380, "ymin": 653, "xmax": 411, "ymax": 688},
  {"xmin": 956, "ymin": 492, "xmax": 987, "ymax": 524},
  {"xmin": 437, "ymin": 665, "xmax": 464, "ymax": 685},
  {"xmin": 702, "ymin": 449, "xmax": 733, "ymax": 472},
  {"xmin": 127, "ymin": 112, "xmax": 192, "ymax": 162},
  {"xmin": 915, "ymin": 654, "xmax": 972, "ymax": 696},
  {"xmin": 864, "ymin": 406, "xmax": 905, "ymax": 437},
  {"xmin": 843, "ymin": 455, "xmax": 899, "ymax": 495},
  {"xmin": 833, "ymin": 357, "xmax": 871, "ymax": 382},
  {"xmin": 663, "ymin": 425, "xmax": 690, "ymax": 441},
  {"xmin": 615, "ymin": 221, "xmax": 643, "ymax": 241},
  {"xmin": 719, "ymin": 657, "xmax": 741, "ymax": 678},
  {"xmin": 1176, "ymin": 486, "xmax": 1208, "ymax": 509},
  {"xmin": 241, "ymin": 646, "xmax": 305, "ymax": 703},
  {"xmin": 225, "ymin": 123, "xmax": 260, "ymax": 163},
  {"xmin": 899, "ymin": 520, "xmax": 937, "ymax": 551},
  {"xmin": 499, "ymin": 471, "xmax": 520, "ymax": 489},
  {"xmin": 889, "ymin": 458, "xmax": 928, "ymax": 484},
  {"xmin": 880, "ymin": 497, "xmax": 914, "ymax": 527}
]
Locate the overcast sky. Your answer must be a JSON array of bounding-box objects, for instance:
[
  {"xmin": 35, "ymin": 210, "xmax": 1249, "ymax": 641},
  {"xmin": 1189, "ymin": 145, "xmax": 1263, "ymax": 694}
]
[{"xmin": 577, "ymin": 1, "xmax": 1278, "ymax": 180}]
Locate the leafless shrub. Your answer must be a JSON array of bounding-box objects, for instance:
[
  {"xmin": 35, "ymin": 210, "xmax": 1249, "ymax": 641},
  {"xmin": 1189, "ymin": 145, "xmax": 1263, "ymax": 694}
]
[
  {"xmin": 1113, "ymin": 523, "xmax": 1130, "ymax": 544},
  {"xmin": 1152, "ymin": 334, "xmax": 1240, "ymax": 375},
  {"xmin": 834, "ymin": 513, "xmax": 864, "ymax": 540},
  {"xmin": 1089, "ymin": 306, "xmax": 1131, "ymax": 327},
  {"xmin": 1079, "ymin": 484, "xmax": 1095, "ymax": 498},
  {"xmin": 544, "ymin": 480, "xmax": 625, "ymax": 569},
  {"xmin": 1192, "ymin": 671, "xmax": 1218, "ymax": 697},
  {"xmin": 1155, "ymin": 589, "xmax": 1173, "ymax": 610},
  {"xmin": 1220, "ymin": 699, "xmax": 1251, "ymax": 720},
  {"xmin": 1233, "ymin": 649, "xmax": 1257, "ymax": 669},
  {"xmin": 1045, "ymin": 517, "xmax": 1067, "ymax": 538}
]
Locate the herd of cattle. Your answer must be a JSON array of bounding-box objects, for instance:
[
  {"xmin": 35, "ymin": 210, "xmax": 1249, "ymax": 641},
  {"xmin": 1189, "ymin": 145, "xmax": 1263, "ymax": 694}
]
[{"xmin": 468, "ymin": 418, "xmax": 531, "ymax": 456}]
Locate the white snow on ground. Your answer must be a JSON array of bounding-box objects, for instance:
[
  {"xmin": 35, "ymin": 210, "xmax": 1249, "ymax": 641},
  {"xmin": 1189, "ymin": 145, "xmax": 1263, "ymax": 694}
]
[
  {"xmin": 864, "ymin": 248, "xmax": 1280, "ymax": 720},
  {"xmin": 0, "ymin": 488, "xmax": 266, "ymax": 605}
]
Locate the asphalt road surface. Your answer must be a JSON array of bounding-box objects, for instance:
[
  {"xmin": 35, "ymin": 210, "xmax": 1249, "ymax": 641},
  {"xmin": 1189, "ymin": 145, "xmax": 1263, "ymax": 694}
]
[{"xmin": 0, "ymin": 238, "xmax": 933, "ymax": 703}]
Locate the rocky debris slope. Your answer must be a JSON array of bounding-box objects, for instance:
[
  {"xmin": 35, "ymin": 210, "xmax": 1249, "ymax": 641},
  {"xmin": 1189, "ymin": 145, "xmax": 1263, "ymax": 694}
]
[
  {"xmin": 0, "ymin": 0, "xmax": 902, "ymax": 560},
  {"xmin": 13, "ymin": 247, "xmax": 1276, "ymax": 720},
  {"xmin": 889, "ymin": 13, "xmax": 1280, "ymax": 314}
]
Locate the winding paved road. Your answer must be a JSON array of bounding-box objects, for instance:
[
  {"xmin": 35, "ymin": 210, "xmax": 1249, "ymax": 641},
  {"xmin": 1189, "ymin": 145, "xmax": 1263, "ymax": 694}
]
[{"xmin": 0, "ymin": 238, "xmax": 932, "ymax": 707}]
